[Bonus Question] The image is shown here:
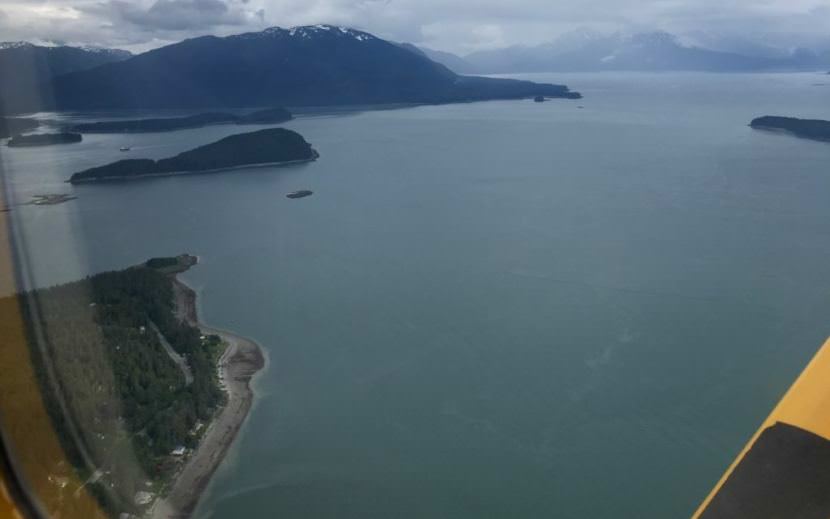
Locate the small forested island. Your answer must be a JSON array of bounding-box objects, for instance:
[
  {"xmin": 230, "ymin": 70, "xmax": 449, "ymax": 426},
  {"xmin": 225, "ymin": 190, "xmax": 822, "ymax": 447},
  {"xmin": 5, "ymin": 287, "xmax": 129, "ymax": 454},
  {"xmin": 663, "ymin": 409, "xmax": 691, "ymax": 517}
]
[
  {"xmin": 69, "ymin": 128, "xmax": 318, "ymax": 184},
  {"xmin": 8, "ymin": 132, "xmax": 82, "ymax": 147},
  {"xmin": 287, "ymin": 189, "xmax": 313, "ymax": 199},
  {"xmin": 750, "ymin": 116, "xmax": 830, "ymax": 142},
  {"xmin": 18, "ymin": 254, "xmax": 263, "ymax": 517},
  {"xmin": 68, "ymin": 107, "xmax": 293, "ymax": 134},
  {"xmin": 28, "ymin": 193, "xmax": 77, "ymax": 205},
  {"xmin": 0, "ymin": 116, "xmax": 39, "ymax": 138}
]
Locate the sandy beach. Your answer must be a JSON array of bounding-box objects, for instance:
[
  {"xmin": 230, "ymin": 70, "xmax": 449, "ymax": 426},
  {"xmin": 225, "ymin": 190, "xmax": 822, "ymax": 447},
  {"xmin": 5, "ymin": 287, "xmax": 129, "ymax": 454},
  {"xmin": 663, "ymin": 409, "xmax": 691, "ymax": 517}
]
[{"xmin": 150, "ymin": 276, "xmax": 265, "ymax": 519}]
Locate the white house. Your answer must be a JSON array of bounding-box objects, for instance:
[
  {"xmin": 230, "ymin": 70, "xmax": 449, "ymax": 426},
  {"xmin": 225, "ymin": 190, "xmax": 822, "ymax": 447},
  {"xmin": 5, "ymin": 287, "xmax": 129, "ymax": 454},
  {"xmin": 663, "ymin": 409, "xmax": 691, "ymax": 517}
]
[{"xmin": 171, "ymin": 446, "xmax": 186, "ymax": 456}]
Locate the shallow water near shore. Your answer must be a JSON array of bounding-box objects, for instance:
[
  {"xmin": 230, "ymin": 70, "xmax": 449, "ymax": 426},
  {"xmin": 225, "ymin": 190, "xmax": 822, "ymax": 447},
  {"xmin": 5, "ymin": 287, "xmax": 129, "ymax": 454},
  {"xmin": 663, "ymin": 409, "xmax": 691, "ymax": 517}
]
[{"xmin": 5, "ymin": 72, "xmax": 830, "ymax": 518}]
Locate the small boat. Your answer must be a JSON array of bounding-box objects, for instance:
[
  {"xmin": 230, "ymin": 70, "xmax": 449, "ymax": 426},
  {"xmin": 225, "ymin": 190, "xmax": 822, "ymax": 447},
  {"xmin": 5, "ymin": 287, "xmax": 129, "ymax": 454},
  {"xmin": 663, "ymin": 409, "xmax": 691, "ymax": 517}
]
[
  {"xmin": 286, "ymin": 190, "xmax": 313, "ymax": 199},
  {"xmin": 533, "ymin": 95, "xmax": 546, "ymax": 103},
  {"xmin": 119, "ymin": 146, "xmax": 131, "ymax": 152}
]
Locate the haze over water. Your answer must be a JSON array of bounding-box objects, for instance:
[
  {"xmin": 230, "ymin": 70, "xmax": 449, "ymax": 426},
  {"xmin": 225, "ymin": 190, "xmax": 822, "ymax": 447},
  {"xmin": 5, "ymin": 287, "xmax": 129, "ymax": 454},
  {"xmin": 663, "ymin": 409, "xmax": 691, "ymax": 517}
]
[{"xmin": 5, "ymin": 72, "xmax": 830, "ymax": 518}]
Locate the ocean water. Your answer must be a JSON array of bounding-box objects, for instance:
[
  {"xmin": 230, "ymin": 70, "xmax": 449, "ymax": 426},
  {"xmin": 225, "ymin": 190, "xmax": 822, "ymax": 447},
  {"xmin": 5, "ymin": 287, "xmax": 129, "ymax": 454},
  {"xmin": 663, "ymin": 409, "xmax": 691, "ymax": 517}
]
[{"xmin": 4, "ymin": 72, "xmax": 830, "ymax": 518}]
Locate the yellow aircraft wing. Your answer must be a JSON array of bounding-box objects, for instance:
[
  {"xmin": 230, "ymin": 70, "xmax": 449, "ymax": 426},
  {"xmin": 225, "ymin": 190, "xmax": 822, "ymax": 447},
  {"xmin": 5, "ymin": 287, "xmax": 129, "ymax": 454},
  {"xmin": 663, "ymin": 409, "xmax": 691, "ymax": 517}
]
[{"xmin": 694, "ymin": 337, "xmax": 830, "ymax": 518}]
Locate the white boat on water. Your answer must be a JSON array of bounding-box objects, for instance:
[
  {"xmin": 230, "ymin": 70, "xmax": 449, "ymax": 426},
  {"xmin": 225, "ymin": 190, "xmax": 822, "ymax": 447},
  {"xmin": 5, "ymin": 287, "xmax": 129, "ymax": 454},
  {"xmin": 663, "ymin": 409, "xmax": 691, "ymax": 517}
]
[{"xmin": 119, "ymin": 146, "xmax": 131, "ymax": 152}]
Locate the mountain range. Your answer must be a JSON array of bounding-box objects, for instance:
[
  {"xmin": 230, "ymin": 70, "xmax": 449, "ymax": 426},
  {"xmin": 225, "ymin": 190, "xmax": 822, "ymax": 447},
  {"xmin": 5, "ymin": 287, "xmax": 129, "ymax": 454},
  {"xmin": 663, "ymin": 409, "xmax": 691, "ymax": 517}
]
[
  {"xmin": 396, "ymin": 43, "xmax": 480, "ymax": 75},
  {"xmin": 2, "ymin": 25, "xmax": 578, "ymax": 114},
  {"xmin": 0, "ymin": 42, "xmax": 131, "ymax": 114},
  {"xmin": 414, "ymin": 30, "xmax": 830, "ymax": 74},
  {"xmin": 6, "ymin": 25, "xmax": 830, "ymax": 116}
]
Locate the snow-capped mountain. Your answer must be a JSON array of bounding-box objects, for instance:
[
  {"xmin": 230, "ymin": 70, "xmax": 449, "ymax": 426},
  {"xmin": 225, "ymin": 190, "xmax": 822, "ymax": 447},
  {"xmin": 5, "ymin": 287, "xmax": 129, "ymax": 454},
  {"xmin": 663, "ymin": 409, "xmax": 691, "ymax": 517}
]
[
  {"xmin": 459, "ymin": 30, "xmax": 829, "ymax": 73},
  {"xmin": 237, "ymin": 24, "xmax": 378, "ymax": 43},
  {"xmin": 0, "ymin": 40, "xmax": 127, "ymax": 54},
  {"xmin": 43, "ymin": 25, "xmax": 578, "ymax": 112},
  {"xmin": 0, "ymin": 41, "xmax": 131, "ymax": 60},
  {"xmin": 0, "ymin": 41, "xmax": 35, "ymax": 50}
]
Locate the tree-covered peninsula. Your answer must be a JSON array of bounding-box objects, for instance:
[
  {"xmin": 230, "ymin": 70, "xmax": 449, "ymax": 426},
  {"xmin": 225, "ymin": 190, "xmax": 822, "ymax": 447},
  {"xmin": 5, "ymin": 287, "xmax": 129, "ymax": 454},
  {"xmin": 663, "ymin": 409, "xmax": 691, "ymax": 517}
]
[
  {"xmin": 69, "ymin": 107, "xmax": 292, "ymax": 133},
  {"xmin": 69, "ymin": 128, "xmax": 318, "ymax": 183},
  {"xmin": 8, "ymin": 132, "xmax": 82, "ymax": 147},
  {"xmin": 750, "ymin": 116, "xmax": 830, "ymax": 142},
  {"xmin": 18, "ymin": 255, "xmax": 223, "ymax": 516}
]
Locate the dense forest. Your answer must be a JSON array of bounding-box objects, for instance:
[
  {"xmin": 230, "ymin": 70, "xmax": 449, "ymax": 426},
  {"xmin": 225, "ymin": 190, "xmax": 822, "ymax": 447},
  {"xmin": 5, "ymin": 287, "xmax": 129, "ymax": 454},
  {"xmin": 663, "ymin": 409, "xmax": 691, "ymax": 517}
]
[
  {"xmin": 69, "ymin": 128, "xmax": 317, "ymax": 183},
  {"xmin": 18, "ymin": 258, "xmax": 223, "ymax": 515},
  {"xmin": 68, "ymin": 107, "xmax": 292, "ymax": 134},
  {"xmin": 7, "ymin": 133, "xmax": 82, "ymax": 147},
  {"xmin": 750, "ymin": 115, "xmax": 830, "ymax": 141}
]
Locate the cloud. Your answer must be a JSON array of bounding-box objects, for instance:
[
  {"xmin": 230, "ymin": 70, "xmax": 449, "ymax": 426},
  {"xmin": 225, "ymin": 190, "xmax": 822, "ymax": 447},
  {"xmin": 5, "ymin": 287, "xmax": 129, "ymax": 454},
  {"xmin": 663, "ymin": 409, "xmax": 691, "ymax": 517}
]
[
  {"xmin": 9, "ymin": 0, "xmax": 270, "ymax": 50},
  {"xmin": 245, "ymin": 0, "xmax": 830, "ymax": 53},
  {"xmin": 108, "ymin": 0, "xmax": 247, "ymax": 31},
  {"xmin": 77, "ymin": 0, "xmax": 263, "ymax": 33},
  {"xmin": 2, "ymin": 0, "xmax": 830, "ymax": 54}
]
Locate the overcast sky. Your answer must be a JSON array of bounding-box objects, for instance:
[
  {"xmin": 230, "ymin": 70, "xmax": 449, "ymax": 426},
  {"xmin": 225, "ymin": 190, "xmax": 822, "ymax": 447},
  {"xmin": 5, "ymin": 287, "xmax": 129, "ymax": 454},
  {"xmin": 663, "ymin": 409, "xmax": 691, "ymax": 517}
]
[{"xmin": 3, "ymin": 0, "xmax": 830, "ymax": 54}]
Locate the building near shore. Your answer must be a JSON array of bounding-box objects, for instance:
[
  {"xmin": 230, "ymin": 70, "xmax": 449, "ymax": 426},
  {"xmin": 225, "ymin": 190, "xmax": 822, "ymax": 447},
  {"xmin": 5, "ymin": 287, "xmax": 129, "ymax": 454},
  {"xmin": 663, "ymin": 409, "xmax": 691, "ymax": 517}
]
[{"xmin": 134, "ymin": 491, "xmax": 153, "ymax": 506}]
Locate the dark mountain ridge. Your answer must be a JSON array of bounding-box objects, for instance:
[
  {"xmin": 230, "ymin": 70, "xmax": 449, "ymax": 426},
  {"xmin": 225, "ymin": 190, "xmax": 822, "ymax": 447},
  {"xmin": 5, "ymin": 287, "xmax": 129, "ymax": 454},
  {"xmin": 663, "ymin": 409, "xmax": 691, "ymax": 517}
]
[
  {"xmin": 0, "ymin": 42, "xmax": 131, "ymax": 114},
  {"xmin": 397, "ymin": 42, "xmax": 480, "ymax": 74},
  {"xmin": 68, "ymin": 107, "xmax": 292, "ymax": 133},
  {"xmin": 46, "ymin": 25, "xmax": 578, "ymax": 113}
]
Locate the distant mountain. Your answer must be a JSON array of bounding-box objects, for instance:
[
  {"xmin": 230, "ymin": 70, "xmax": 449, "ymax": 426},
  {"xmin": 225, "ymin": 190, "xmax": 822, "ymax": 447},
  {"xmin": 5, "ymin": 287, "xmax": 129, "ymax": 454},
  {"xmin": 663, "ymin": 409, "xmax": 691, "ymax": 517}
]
[
  {"xmin": 420, "ymin": 47, "xmax": 479, "ymax": 74},
  {"xmin": 0, "ymin": 42, "xmax": 131, "ymax": 114},
  {"xmin": 679, "ymin": 32, "xmax": 793, "ymax": 59},
  {"xmin": 398, "ymin": 43, "xmax": 479, "ymax": 74},
  {"xmin": 45, "ymin": 25, "xmax": 578, "ymax": 113},
  {"xmin": 463, "ymin": 31, "xmax": 826, "ymax": 73}
]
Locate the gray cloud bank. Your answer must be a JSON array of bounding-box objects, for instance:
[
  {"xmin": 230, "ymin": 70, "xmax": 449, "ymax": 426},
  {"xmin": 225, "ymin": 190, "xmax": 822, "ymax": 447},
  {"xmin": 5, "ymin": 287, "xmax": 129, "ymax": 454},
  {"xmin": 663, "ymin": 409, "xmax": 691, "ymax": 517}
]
[{"xmin": 2, "ymin": 0, "xmax": 830, "ymax": 54}]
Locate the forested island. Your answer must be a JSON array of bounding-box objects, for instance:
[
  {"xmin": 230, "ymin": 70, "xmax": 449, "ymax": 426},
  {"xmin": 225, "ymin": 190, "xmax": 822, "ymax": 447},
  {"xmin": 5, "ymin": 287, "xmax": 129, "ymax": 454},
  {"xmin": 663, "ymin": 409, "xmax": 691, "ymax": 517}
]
[
  {"xmin": 69, "ymin": 107, "xmax": 292, "ymax": 134},
  {"xmin": 8, "ymin": 132, "xmax": 82, "ymax": 147},
  {"xmin": 69, "ymin": 128, "xmax": 318, "ymax": 183},
  {"xmin": 750, "ymin": 116, "xmax": 830, "ymax": 142},
  {"xmin": 287, "ymin": 189, "xmax": 313, "ymax": 199},
  {"xmin": 28, "ymin": 193, "xmax": 77, "ymax": 205}
]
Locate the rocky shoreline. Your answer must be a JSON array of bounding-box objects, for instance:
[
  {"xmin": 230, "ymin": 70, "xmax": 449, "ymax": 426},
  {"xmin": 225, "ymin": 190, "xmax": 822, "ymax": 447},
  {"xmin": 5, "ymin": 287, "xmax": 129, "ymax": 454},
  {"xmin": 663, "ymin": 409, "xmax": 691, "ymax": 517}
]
[{"xmin": 149, "ymin": 275, "xmax": 265, "ymax": 518}]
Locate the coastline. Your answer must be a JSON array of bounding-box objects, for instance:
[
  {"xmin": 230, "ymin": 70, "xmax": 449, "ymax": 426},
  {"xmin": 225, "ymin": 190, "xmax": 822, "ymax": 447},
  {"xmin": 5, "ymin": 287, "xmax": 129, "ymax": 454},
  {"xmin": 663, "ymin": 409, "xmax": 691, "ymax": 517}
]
[
  {"xmin": 150, "ymin": 274, "xmax": 265, "ymax": 519},
  {"xmin": 749, "ymin": 124, "xmax": 830, "ymax": 142},
  {"xmin": 69, "ymin": 151, "xmax": 319, "ymax": 184},
  {"xmin": 68, "ymin": 118, "xmax": 293, "ymax": 135}
]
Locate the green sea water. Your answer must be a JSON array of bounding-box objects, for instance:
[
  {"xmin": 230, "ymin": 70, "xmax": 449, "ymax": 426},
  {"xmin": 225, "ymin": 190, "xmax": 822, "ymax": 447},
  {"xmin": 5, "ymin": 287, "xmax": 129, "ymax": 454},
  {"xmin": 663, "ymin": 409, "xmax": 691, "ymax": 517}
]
[{"xmin": 5, "ymin": 72, "xmax": 830, "ymax": 518}]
